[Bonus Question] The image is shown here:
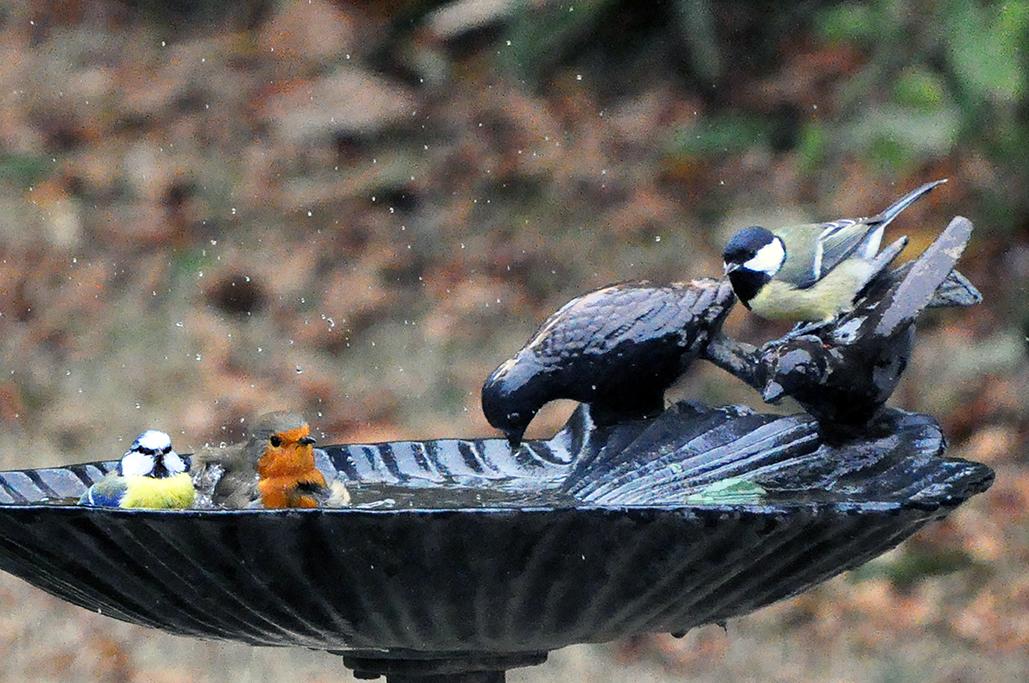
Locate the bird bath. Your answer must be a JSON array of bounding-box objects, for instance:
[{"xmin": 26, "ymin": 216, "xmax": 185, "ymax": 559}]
[
  {"xmin": 0, "ymin": 217, "xmax": 992, "ymax": 681},
  {"xmin": 0, "ymin": 402, "xmax": 993, "ymax": 682}
]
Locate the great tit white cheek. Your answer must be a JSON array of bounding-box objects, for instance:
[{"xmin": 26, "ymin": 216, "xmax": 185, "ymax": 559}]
[{"xmin": 743, "ymin": 239, "xmax": 786, "ymax": 277}]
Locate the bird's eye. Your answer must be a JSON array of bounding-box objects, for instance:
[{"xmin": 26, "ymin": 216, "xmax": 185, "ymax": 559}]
[{"xmin": 269, "ymin": 435, "xmax": 282, "ymax": 447}]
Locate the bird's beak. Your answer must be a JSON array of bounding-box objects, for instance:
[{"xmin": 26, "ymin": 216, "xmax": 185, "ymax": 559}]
[
  {"xmin": 504, "ymin": 429, "xmax": 526, "ymax": 450},
  {"xmin": 299, "ymin": 436, "xmax": 316, "ymax": 446},
  {"xmin": 762, "ymin": 381, "xmax": 785, "ymax": 403},
  {"xmin": 723, "ymin": 262, "xmax": 739, "ymax": 274}
]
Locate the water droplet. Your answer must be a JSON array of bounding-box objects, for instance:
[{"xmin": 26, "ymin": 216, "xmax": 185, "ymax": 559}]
[{"xmin": 295, "ymin": 365, "xmax": 303, "ymax": 374}]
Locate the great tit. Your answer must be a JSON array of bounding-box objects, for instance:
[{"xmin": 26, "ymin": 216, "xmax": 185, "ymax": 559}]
[
  {"xmin": 482, "ymin": 278, "xmax": 735, "ymax": 447},
  {"xmin": 722, "ymin": 179, "xmax": 946, "ymax": 322},
  {"xmin": 191, "ymin": 411, "xmax": 348, "ymax": 508},
  {"xmin": 707, "ymin": 216, "xmax": 978, "ymax": 430},
  {"xmin": 79, "ymin": 430, "xmax": 195, "ymax": 509}
]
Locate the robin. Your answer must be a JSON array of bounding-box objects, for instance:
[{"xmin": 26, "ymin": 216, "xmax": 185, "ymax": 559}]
[{"xmin": 192, "ymin": 411, "xmax": 349, "ymax": 509}]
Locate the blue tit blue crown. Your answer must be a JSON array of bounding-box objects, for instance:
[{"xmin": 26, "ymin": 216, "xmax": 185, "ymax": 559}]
[
  {"xmin": 129, "ymin": 429, "xmax": 173, "ymax": 456},
  {"xmin": 118, "ymin": 430, "xmax": 187, "ymax": 478}
]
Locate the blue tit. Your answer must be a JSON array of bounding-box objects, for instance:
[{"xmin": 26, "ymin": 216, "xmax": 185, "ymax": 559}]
[
  {"xmin": 79, "ymin": 430, "xmax": 195, "ymax": 509},
  {"xmin": 722, "ymin": 180, "xmax": 946, "ymax": 322}
]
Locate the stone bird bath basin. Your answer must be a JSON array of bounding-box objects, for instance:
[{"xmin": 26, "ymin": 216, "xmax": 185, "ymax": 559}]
[{"xmin": 0, "ymin": 402, "xmax": 993, "ymax": 682}]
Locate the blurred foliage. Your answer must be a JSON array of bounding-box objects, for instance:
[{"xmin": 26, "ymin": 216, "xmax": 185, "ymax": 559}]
[{"xmin": 0, "ymin": 0, "xmax": 1026, "ymax": 681}]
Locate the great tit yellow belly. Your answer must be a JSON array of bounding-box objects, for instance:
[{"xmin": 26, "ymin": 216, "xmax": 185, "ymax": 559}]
[
  {"xmin": 744, "ymin": 258, "xmax": 874, "ymax": 321},
  {"xmin": 79, "ymin": 430, "xmax": 196, "ymax": 509},
  {"xmin": 723, "ymin": 180, "xmax": 945, "ymax": 322}
]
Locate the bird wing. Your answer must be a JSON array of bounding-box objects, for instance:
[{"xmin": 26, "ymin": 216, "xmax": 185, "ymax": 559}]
[
  {"xmin": 79, "ymin": 475, "xmax": 127, "ymax": 507},
  {"xmin": 293, "ymin": 477, "xmax": 351, "ymax": 507},
  {"xmin": 776, "ymin": 180, "xmax": 946, "ymax": 290},
  {"xmin": 191, "ymin": 442, "xmax": 260, "ymax": 508},
  {"xmin": 190, "ymin": 442, "xmax": 245, "ymax": 468},
  {"xmin": 217, "ymin": 477, "xmax": 259, "ymax": 508},
  {"xmin": 775, "ymin": 220, "xmax": 881, "ymax": 290},
  {"xmin": 525, "ymin": 283, "xmax": 699, "ymax": 361}
]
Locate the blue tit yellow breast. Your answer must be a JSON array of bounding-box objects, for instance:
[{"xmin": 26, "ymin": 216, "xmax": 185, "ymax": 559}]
[{"xmin": 118, "ymin": 473, "xmax": 196, "ymax": 509}]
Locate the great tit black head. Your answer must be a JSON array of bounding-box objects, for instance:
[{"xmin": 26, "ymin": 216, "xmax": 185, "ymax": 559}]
[
  {"xmin": 722, "ymin": 226, "xmax": 786, "ymax": 307},
  {"xmin": 481, "ymin": 357, "xmax": 543, "ymax": 449}
]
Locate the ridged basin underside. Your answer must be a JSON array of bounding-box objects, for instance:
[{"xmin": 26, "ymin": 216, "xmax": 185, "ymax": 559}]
[{"xmin": 0, "ymin": 402, "xmax": 993, "ymax": 657}]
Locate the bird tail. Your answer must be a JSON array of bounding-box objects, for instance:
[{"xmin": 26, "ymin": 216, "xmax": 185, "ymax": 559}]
[
  {"xmin": 325, "ymin": 479, "xmax": 352, "ymax": 507},
  {"xmin": 872, "ymin": 179, "xmax": 947, "ymax": 228}
]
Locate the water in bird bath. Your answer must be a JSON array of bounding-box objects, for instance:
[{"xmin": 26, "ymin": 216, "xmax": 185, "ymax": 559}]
[
  {"xmin": 39, "ymin": 478, "xmax": 885, "ymax": 510},
  {"xmin": 344, "ymin": 482, "xmax": 581, "ymax": 509}
]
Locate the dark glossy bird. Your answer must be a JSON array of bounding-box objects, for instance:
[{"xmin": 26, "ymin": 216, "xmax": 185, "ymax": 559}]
[
  {"xmin": 722, "ymin": 179, "xmax": 946, "ymax": 323},
  {"xmin": 482, "ymin": 278, "xmax": 735, "ymax": 447},
  {"xmin": 192, "ymin": 411, "xmax": 348, "ymax": 508}
]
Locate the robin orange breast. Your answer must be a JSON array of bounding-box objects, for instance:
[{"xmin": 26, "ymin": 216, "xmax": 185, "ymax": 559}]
[
  {"xmin": 255, "ymin": 420, "xmax": 324, "ymax": 508},
  {"xmin": 192, "ymin": 411, "xmax": 347, "ymax": 509}
]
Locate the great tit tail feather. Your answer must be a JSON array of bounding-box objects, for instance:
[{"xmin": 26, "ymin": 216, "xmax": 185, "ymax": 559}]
[{"xmin": 872, "ymin": 179, "xmax": 947, "ymax": 229}]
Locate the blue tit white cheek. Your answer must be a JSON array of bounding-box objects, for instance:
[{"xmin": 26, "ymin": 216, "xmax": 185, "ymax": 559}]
[
  {"xmin": 121, "ymin": 450, "xmax": 155, "ymax": 477},
  {"xmin": 162, "ymin": 451, "xmax": 187, "ymax": 475},
  {"xmin": 743, "ymin": 239, "xmax": 786, "ymax": 277}
]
